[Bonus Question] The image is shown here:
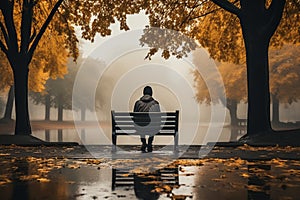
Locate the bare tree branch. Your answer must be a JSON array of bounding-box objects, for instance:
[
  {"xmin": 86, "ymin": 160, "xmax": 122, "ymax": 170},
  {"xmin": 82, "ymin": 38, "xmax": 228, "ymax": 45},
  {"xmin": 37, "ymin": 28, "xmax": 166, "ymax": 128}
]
[
  {"xmin": 211, "ymin": 0, "xmax": 241, "ymax": 16},
  {"xmin": 188, "ymin": 7, "xmax": 223, "ymax": 21}
]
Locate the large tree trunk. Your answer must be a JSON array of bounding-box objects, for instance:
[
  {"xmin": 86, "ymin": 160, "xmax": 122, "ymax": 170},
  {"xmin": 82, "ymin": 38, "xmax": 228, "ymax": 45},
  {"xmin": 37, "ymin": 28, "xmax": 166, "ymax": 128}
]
[
  {"xmin": 243, "ymin": 39, "xmax": 272, "ymax": 135},
  {"xmin": 12, "ymin": 64, "xmax": 32, "ymax": 135},
  {"xmin": 3, "ymin": 85, "xmax": 14, "ymax": 120},
  {"xmin": 45, "ymin": 94, "xmax": 51, "ymax": 121},
  {"xmin": 271, "ymin": 94, "xmax": 280, "ymax": 125},
  {"xmin": 238, "ymin": 0, "xmax": 285, "ymax": 136}
]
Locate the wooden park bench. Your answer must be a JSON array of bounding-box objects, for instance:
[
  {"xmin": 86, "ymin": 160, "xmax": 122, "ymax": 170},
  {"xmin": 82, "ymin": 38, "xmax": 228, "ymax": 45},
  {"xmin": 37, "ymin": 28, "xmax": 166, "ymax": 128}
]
[{"xmin": 111, "ymin": 110, "xmax": 179, "ymax": 152}]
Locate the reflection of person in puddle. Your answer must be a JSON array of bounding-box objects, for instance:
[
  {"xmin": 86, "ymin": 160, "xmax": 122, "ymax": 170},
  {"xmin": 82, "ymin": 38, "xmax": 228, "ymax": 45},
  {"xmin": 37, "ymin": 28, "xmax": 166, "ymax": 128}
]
[
  {"xmin": 133, "ymin": 86, "xmax": 160, "ymax": 153},
  {"xmin": 133, "ymin": 173, "xmax": 160, "ymax": 200}
]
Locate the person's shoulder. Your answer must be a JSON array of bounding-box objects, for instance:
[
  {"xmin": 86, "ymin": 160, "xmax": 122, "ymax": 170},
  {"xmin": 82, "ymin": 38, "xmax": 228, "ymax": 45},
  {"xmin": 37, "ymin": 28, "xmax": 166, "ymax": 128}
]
[{"xmin": 135, "ymin": 99, "xmax": 142, "ymax": 104}]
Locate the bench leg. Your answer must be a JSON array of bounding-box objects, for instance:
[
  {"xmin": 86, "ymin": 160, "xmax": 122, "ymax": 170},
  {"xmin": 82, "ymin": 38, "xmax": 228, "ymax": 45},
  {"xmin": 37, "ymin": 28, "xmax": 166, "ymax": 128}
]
[
  {"xmin": 112, "ymin": 168, "xmax": 116, "ymax": 190},
  {"xmin": 174, "ymin": 132, "xmax": 179, "ymax": 152},
  {"xmin": 112, "ymin": 134, "xmax": 117, "ymax": 152}
]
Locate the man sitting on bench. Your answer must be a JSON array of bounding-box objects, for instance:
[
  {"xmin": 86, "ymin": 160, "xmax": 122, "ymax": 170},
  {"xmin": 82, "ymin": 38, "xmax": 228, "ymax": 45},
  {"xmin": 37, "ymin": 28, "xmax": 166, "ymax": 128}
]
[{"xmin": 133, "ymin": 86, "xmax": 160, "ymax": 153}]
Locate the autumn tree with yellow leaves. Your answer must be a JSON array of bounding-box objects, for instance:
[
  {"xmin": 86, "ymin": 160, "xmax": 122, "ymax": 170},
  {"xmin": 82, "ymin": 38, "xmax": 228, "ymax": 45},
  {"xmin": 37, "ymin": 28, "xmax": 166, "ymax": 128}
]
[
  {"xmin": 0, "ymin": 0, "xmax": 74, "ymax": 134},
  {"xmin": 139, "ymin": 0, "xmax": 299, "ymax": 137},
  {"xmin": 0, "ymin": 0, "xmax": 151, "ymax": 135}
]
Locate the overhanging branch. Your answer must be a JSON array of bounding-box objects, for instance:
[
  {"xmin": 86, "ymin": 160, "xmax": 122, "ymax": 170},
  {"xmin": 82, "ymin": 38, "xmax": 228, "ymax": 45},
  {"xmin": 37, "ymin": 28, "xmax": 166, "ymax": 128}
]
[
  {"xmin": 266, "ymin": 0, "xmax": 286, "ymax": 36},
  {"xmin": 2, "ymin": 0, "xmax": 18, "ymax": 52},
  {"xmin": 29, "ymin": 0, "xmax": 64, "ymax": 58},
  {"xmin": 211, "ymin": 0, "xmax": 241, "ymax": 16},
  {"xmin": 0, "ymin": 21, "xmax": 9, "ymax": 47},
  {"xmin": 0, "ymin": 39, "xmax": 8, "ymax": 55},
  {"xmin": 20, "ymin": 0, "xmax": 34, "ymax": 53}
]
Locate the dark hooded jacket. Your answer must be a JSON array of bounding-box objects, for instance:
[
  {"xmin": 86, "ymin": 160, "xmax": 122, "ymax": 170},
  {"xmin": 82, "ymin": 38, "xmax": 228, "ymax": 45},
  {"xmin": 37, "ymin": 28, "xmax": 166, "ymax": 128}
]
[{"xmin": 134, "ymin": 95, "xmax": 160, "ymax": 112}]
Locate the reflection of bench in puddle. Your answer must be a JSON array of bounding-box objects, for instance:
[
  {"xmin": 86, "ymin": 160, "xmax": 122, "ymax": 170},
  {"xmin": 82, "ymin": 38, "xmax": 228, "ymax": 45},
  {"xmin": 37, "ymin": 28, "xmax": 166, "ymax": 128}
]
[
  {"xmin": 112, "ymin": 167, "xmax": 179, "ymax": 190},
  {"xmin": 247, "ymin": 163, "xmax": 271, "ymax": 199}
]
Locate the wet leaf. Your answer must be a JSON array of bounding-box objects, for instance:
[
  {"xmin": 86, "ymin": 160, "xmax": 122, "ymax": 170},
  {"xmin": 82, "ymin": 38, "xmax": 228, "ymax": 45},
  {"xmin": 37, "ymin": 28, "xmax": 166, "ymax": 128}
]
[
  {"xmin": 241, "ymin": 173, "xmax": 250, "ymax": 178},
  {"xmin": 0, "ymin": 153, "xmax": 10, "ymax": 156},
  {"xmin": 37, "ymin": 177, "xmax": 51, "ymax": 183}
]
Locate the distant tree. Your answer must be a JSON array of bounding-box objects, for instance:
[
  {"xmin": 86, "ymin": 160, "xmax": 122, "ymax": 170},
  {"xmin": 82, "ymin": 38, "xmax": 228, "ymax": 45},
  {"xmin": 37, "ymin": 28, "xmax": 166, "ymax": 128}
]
[
  {"xmin": 31, "ymin": 56, "xmax": 106, "ymax": 121},
  {"xmin": 269, "ymin": 44, "xmax": 300, "ymax": 124},
  {"xmin": 2, "ymin": 86, "xmax": 14, "ymax": 121},
  {"xmin": 0, "ymin": 96, "xmax": 4, "ymax": 117},
  {"xmin": 193, "ymin": 44, "xmax": 300, "ymax": 126},
  {"xmin": 72, "ymin": 56, "xmax": 104, "ymax": 121},
  {"xmin": 193, "ymin": 50, "xmax": 247, "ymax": 126},
  {"xmin": 31, "ymin": 59, "xmax": 74, "ymax": 122}
]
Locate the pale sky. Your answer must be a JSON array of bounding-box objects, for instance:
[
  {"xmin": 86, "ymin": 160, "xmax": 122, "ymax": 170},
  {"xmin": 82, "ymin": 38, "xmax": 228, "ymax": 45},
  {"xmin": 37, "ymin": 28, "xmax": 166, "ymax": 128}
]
[{"xmin": 79, "ymin": 11, "xmax": 149, "ymax": 58}]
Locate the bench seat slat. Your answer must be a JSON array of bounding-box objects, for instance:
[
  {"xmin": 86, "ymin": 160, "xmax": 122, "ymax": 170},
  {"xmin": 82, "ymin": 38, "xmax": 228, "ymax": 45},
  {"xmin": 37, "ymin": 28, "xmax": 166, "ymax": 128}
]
[
  {"xmin": 113, "ymin": 112, "xmax": 177, "ymax": 117},
  {"xmin": 114, "ymin": 121, "xmax": 176, "ymax": 126},
  {"xmin": 115, "ymin": 126, "xmax": 176, "ymax": 131},
  {"xmin": 115, "ymin": 132, "xmax": 176, "ymax": 136},
  {"xmin": 114, "ymin": 117, "xmax": 176, "ymax": 121}
]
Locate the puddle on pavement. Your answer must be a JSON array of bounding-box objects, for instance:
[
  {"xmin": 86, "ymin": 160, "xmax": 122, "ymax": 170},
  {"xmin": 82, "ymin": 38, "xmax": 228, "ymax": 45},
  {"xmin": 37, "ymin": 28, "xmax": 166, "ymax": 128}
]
[{"xmin": 0, "ymin": 158, "xmax": 300, "ymax": 199}]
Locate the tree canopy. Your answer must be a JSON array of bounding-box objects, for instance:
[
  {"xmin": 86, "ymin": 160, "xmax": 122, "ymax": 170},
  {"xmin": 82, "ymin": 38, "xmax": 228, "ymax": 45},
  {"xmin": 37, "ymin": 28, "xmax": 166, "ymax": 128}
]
[{"xmin": 139, "ymin": 0, "xmax": 299, "ymax": 62}]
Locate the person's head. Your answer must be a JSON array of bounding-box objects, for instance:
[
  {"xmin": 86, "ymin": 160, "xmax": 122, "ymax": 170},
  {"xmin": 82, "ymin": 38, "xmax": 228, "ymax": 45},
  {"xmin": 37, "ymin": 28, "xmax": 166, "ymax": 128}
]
[{"xmin": 143, "ymin": 86, "xmax": 153, "ymax": 96}]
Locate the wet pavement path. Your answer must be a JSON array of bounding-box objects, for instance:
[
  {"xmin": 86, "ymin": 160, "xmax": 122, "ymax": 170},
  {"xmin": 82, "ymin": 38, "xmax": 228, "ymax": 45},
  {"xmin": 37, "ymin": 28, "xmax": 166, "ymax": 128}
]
[{"xmin": 0, "ymin": 145, "xmax": 300, "ymax": 199}]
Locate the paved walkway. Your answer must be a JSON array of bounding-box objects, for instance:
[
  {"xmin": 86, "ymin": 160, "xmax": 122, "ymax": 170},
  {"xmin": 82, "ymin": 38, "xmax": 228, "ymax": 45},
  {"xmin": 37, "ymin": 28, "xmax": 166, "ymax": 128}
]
[
  {"xmin": 0, "ymin": 135, "xmax": 300, "ymax": 160},
  {"xmin": 0, "ymin": 144, "xmax": 300, "ymax": 161}
]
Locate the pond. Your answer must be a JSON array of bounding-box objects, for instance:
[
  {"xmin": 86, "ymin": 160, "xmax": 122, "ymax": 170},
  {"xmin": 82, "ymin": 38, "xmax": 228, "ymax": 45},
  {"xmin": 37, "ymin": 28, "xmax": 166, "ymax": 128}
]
[{"xmin": 31, "ymin": 122, "xmax": 246, "ymax": 146}]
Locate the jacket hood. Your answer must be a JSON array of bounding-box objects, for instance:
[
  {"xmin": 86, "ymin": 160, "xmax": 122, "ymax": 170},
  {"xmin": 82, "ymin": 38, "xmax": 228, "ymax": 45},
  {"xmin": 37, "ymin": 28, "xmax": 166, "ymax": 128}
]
[{"xmin": 140, "ymin": 95, "xmax": 154, "ymax": 102}]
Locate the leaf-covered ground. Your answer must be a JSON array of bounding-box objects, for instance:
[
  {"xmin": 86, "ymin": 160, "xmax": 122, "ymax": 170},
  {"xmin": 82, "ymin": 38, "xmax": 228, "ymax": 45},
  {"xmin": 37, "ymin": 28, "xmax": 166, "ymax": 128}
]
[{"xmin": 0, "ymin": 145, "xmax": 300, "ymax": 199}]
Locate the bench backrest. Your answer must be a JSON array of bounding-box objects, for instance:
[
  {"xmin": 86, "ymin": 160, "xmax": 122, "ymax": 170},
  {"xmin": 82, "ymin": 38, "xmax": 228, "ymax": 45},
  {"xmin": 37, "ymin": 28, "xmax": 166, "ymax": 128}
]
[{"xmin": 111, "ymin": 110, "xmax": 179, "ymax": 135}]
